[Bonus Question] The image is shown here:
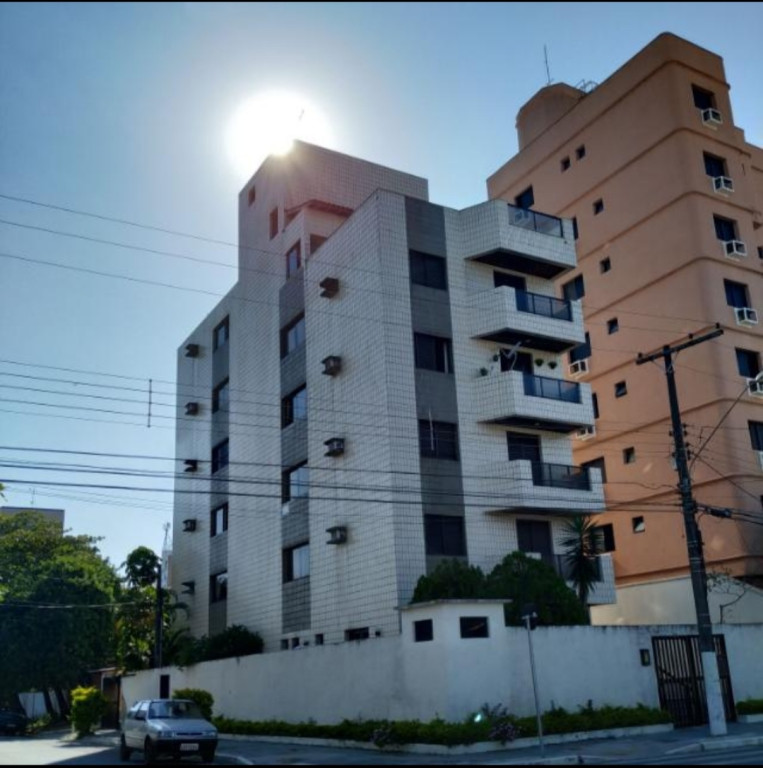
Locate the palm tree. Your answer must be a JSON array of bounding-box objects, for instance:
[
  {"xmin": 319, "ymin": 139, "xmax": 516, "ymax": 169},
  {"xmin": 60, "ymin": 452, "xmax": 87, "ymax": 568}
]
[{"xmin": 560, "ymin": 515, "xmax": 604, "ymax": 615}]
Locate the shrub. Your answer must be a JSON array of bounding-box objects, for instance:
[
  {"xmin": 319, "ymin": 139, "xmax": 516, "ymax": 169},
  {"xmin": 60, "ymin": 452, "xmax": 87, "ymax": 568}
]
[
  {"xmin": 738, "ymin": 699, "xmax": 763, "ymax": 715},
  {"xmin": 69, "ymin": 686, "xmax": 107, "ymax": 737},
  {"xmin": 204, "ymin": 624, "xmax": 263, "ymax": 660},
  {"xmin": 173, "ymin": 688, "xmax": 214, "ymax": 721},
  {"xmin": 411, "ymin": 559, "xmax": 487, "ymax": 603}
]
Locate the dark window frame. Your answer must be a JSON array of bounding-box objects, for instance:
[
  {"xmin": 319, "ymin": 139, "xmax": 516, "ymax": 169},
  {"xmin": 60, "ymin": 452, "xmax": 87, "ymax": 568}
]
[
  {"xmin": 212, "ymin": 378, "xmax": 229, "ymax": 413},
  {"xmin": 269, "ymin": 208, "xmax": 279, "ymax": 239},
  {"xmin": 210, "ymin": 571, "xmax": 228, "ymax": 603},
  {"xmin": 281, "ymin": 384, "xmax": 307, "ymax": 428},
  {"xmin": 714, "ymin": 215, "xmax": 737, "ymax": 242},
  {"xmin": 623, "ymin": 447, "xmax": 636, "ymax": 464},
  {"xmin": 599, "ymin": 523, "xmax": 616, "ymax": 553},
  {"xmin": 213, "ymin": 317, "xmax": 229, "ymax": 351},
  {"xmin": 750, "ymin": 421, "xmax": 763, "ymax": 451},
  {"xmin": 692, "ymin": 84, "xmax": 716, "ymax": 111},
  {"xmin": 413, "ymin": 333, "xmax": 453, "ymax": 374},
  {"xmin": 210, "ymin": 503, "xmax": 229, "ymax": 537},
  {"xmin": 280, "ymin": 313, "xmax": 306, "ymax": 359},
  {"xmin": 581, "ymin": 456, "xmax": 607, "ymax": 484},
  {"xmin": 592, "ymin": 392, "xmax": 599, "ymax": 420},
  {"xmin": 736, "ymin": 348, "xmax": 761, "ymax": 379},
  {"xmin": 414, "ymin": 619, "xmax": 434, "ymax": 643},
  {"xmin": 615, "ymin": 381, "xmax": 628, "ymax": 398},
  {"xmin": 593, "ymin": 199, "xmax": 604, "ymax": 215},
  {"xmin": 724, "ymin": 279, "xmax": 749, "ymax": 308},
  {"xmin": 418, "ymin": 420, "xmax": 459, "ymax": 460},
  {"xmin": 283, "ymin": 542, "xmax": 310, "ymax": 582},
  {"xmin": 211, "ymin": 438, "xmax": 229, "ymax": 474},
  {"xmin": 562, "ymin": 274, "xmax": 585, "ymax": 302},
  {"xmin": 515, "ymin": 186, "xmax": 535, "ymax": 210},
  {"xmin": 607, "ymin": 318, "xmax": 619, "ymax": 334},
  {"xmin": 460, "ymin": 616, "xmax": 489, "ymax": 639},
  {"xmin": 561, "ymin": 156, "xmax": 571, "ymax": 172},
  {"xmin": 286, "ymin": 240, "xmax": 302, "ymax": 278},
  {"xmin": 632, "ymin": 516, "xmax": 646, "ymax": 534},
  {"xmin": 282, "ymin": 461, "xmax": 309, "ymax": 503},
  {"xmin": 424, "ymin": 514, "xmax": 467, "ymax": 557},
  {"xmin": 600, "ymin": 257, "xmax": 611, "ymax": 273},
  {"xmin": 703, "ymin": 152, "xmax": 727, "ymax": 178},
  {"xmin": 575, "ymin": 145, "xmax": 586, "ymax": 160},
  {"xmin": 409, "ymin": 250, "xmax": 448, "ymax": 291},
  {"xmin": 345, "ymin": 627, "xmax": 370, "ymax": 641}
]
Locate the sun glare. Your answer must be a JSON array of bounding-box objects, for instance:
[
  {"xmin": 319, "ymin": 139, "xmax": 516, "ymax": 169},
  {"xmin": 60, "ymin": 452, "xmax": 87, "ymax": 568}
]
[{"xmin": 226, "ymin": 90, "xmax": 334, "ymax": 177}]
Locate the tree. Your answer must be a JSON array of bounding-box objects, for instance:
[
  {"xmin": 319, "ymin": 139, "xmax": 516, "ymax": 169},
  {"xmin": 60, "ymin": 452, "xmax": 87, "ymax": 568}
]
[
  {"xmin": 560, "ymin": 515, "xmax": 605, "ymax": 612},
  {"xmin": 0, "ymin": 511, "xmax": 119, "ymax": 704},
  {"xmin": 123, "ymin": 546, "xmax": 161, "ymax": 589},
  {"xmin": 409, "ymin": 553, "xmax": 586, "ymax": 627}
]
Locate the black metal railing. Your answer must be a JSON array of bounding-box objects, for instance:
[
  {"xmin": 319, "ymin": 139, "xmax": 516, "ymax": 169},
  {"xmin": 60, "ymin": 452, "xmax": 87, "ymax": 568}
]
[
  {"xmin": 523, "ymin": 373, "xmax": 581, "ymax": 403},
  {"xmin": 522, "ymin": 552, "xmax": 602, "ymax": 582},
  {"xmin": 507, "ymin": 203, "xmax": 564, "ymax": 238},
  {"xmin": 515, "ymin": 290, "xmax": 572, "ymax": 321},
  {"xmin": 530, "ymin": 462, "xmax": 591, "ymax": 490}
]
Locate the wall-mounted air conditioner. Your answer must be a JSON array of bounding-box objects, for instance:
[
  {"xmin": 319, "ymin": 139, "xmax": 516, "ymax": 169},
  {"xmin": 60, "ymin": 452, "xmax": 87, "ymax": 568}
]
[
  {"xmin": 321, "ymin": 355, "xmax": 342, "ymax": 376},
  {"xmin": 182, "ymin": 518, "xmax": 197, "ymax": 532},
  {"xmin": 576, "ymin": 426, "xmax": 596, "ymax": 441},
  {"xmin": 701, "ymin": 108, "xmax": 723, "ymax": 128},
  {"xmin": 325, "ymin": 437, "xmax": 345, "ymax": 457},
  {"xmin": 713, "ymin": 176, "xmax": 734, "ymax": 195},
  {"xmin": 326, "ymin": 525, "xmax": 348, "ymax": 545},
  {"xmin": 183, "ymin": 459, "xmax": 199, "ymax": 473},
  {"xmin": 181, "ymin": 580, "xmax": 195, "ymax": 595},
  {"xmin": 723, "ymin": 240, "xmax": 747, "ymax": 260},
  {"xmin": 748, "ymin": 378, "xmax": 763, "ymax": 397},
  {"xmin": 735, "ymin": 307, "xmax": 758, "ymax": 327},
  {"xmin": 568, "ymin": 359, "xmax": 589, "ymax": 378},
  {"xmin": 319, "ymin": 277, "xmax": 339, "ymax": 298},
  {"xmin": 184, "ymin": 343, "xmax": 200, "ymax": 358},
  {"xmin": 185, "ymin": 402, "xmax": 200, "ymax": 416}
]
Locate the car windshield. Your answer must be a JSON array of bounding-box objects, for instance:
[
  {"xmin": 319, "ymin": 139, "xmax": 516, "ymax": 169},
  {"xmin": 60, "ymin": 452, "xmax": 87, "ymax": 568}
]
[{"xmin": 148, "ymin": 701, "xmax": 204, "ymax": 719}]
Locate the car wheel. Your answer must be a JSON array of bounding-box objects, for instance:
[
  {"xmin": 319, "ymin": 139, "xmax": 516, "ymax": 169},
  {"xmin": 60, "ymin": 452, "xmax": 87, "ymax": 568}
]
[
  {"xmin": 144, "ymin": 737, "xmax": 157, "ymax": 765},
  {"xmin": 119, "ymin": 735, "xmax": 132, "ymax": 762},
  {"xmin": 200, "ymin": 747, "xmax": 215, "ymax": 763}
]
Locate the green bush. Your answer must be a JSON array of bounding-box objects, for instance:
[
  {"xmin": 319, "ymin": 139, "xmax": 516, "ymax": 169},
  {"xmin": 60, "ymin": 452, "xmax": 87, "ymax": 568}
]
[
  {"xmin": 211, "ymin": 703, "xmax": 670, "ymax": 747},
  {"xmin": 174, "ymin": 624, "xmax": 264, "ymax": 667},
  {"xmin": 173, "ymin": 688, "xmax": 214, "ymax": 721},
  {"xmin": 738, "ymin": 699, "xmax": 763, "ymax": 715},
  {"xmin": 70, "ymin": 686, "xmax": 107, "ymax": 737}
]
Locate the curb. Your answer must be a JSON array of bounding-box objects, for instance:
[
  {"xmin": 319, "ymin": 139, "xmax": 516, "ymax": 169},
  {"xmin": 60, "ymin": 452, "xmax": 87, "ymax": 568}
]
[{"xmin": 666, "ymin": 734, "xmax": 763, "ymax": 755}]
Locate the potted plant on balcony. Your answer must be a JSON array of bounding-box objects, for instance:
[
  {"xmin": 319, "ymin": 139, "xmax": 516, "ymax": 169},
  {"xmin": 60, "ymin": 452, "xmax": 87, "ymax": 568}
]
[
  {"xmin": 534, "ymin": 358, "xmax": 544, "ymax": 368},
  {"xmin": 548, "ymin": 361, "xmax": 558, "ymax": 370}
]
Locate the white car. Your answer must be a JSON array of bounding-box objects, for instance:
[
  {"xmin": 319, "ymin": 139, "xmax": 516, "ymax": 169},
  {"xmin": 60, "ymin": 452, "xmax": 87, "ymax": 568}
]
[{"xmin": 120, "ymin": 699, "xmax": 218, "ymax": 763}]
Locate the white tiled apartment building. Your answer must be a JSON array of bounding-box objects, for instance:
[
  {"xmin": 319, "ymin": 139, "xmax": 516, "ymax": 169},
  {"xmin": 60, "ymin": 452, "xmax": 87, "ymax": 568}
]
[{"xmin": 171, "ymin": 142, "xmax": 611, "ymax": 651}]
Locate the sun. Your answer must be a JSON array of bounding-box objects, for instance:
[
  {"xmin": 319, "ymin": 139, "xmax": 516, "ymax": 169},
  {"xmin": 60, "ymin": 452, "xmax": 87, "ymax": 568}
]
[{"xmin": 226, "ymin": 90, "xmax": 334, "ymax": 177}]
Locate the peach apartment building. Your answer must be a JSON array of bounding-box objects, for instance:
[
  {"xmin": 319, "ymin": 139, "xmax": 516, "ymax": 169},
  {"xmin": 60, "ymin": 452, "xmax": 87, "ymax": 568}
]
[{"xmin": 487, "ymin": 33, "xmax": 763, "ymax": 623}]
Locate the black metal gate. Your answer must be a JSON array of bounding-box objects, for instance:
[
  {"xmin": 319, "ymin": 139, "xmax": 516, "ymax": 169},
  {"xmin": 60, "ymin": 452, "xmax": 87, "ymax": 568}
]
[{"xmin": 652, "ymin": 635, "xmax": 736, "ymax": 727}]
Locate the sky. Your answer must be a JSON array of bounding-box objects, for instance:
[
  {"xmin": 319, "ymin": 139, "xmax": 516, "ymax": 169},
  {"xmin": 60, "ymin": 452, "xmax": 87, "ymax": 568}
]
[{"xmin": 1, "ymin": 2, "xmax": 762, "ymax": 572}]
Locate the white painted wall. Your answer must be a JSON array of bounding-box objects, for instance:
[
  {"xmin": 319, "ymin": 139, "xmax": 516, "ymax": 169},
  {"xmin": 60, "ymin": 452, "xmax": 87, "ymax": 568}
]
[{"xmin": 122, "ymin": 601, "xmax": 763, "ymax": 725}]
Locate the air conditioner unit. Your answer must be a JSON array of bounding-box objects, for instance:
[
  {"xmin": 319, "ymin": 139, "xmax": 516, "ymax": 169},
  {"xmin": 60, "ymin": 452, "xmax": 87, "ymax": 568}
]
[
  {"xmin": 735, "ymin": 307, "xmax": 759, "ymax": 327},
  {"xmin": 321, "ymin": 355, "xmax": 342, "ymax": 376},
  {"xmin": 184, "ymin": 343, "xmax": 200, "ymax": 358},
  {"xmin": 748, "ymin": 378, "xmax": 763, "ymax": 397},
  {"xmin": 713, "ymin": 176, "xmax": 734, "ymax": 195},
  {"xmin": 576, "ymin": 426, "xmax": 596, "ymax": 441},
  {"xmin": 723, "ymin": 240, "xmax": 747, "ymax": 259},
  {"xmin": 182, "ymin": 518, "xmax": 197, "ymax": 533},
  {"xmin": 185, "ymin": 402, "xmax": 200, "ymax": 416},
  {"xmin": 181, "ymin": 580, "xmax": 196, "ymax": 595},
  {"xmin": 701, "ymin": 108, "xmax": 723, "ymax": 128},
  {"xmin": 183, "ymin": 459, "xmax": 198, "ymax": 473},
  {"xmin": 319, "ymin": 277, "xmax": 339, "ymax": 298},
  {"xmin": 568, "ymin": 359, "xmax": 589, "ymax": 378},
  {"xmin": 324, "ymin": 437, "xmax": 345, "ymax": 457},
  {"xmin": 524, "ymin": 551, "xmax": 542, "ymax": 561},
  {"xmin": 326, "ymin": 525, "xmax": 348, "ymax": 545},
  {"xmin": 758, "ymin": 451, "xmax": 763, "ymax": 471}
]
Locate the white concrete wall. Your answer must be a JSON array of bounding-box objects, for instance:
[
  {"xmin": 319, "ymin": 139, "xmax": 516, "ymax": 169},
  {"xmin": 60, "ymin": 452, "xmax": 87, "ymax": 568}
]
[
  {"xmin": 123, "ymin": 601, "xmax": 763, "ymax": 725},
  {"xmin": 592, "ymin": 576, "xmax": 763, "ymax": 625}
]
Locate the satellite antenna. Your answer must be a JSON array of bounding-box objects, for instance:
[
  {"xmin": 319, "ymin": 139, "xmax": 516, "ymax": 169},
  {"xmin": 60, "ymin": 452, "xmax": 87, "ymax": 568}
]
[
  {"xmin": 544, "ymin": 45, "xmax": 552, "ymax": 86},
  {"xmin": 501, "ymin": 341, "xmax": 524, "ymax": 371}
]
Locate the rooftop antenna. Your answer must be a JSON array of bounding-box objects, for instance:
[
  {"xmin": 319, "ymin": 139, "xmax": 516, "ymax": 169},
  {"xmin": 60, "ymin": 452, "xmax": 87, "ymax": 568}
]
[{"xmin": 544, "ymin": 45, "xmax": 552, "ymax": 86}]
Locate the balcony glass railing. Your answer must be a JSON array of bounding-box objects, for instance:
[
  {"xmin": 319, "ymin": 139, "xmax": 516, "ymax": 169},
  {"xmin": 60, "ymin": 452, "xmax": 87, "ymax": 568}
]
[
  {"xmin": 507, "ymin": 203, "xmax": 564, "ymax": 238},
  {"xmin": 515, "ymin": 290, "xmax": 572, "ymax": 321},
  {"xmin": 523, "ymin": 373, "xmax": 581, "ymax": 403},
  {"xmin": 530, "ymin": 462, "xmax": 591, "ymax": 490}
]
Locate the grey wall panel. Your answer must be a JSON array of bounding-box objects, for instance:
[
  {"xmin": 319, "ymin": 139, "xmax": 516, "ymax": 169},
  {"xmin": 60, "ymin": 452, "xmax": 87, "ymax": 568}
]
[
  {"xmin": 419, "ymin": 457, "xmax": 465, "ymax": 516},
  {"xmin": 208, "ymin": 600, "xmax": 227, "ymax": 637},
  {"xmin": 279, "ymin": 272, "xmax": 305, "ymax": 327},
  {"xmin": 281, "ymin": 419, "xmax": 308, "ymax": 469},
  {"xmin": 282, "ymin": 503, "xmax": 309, "ymax": 547},
  {"xmin": 414, "ymin": 370, "xmax": 459, "ymax": 423},
  {"xmin": 282, "ymin": 579, "xmax": 311, "ymax": 633},
  {"xmin": 209, "ymin": 533, "xmax": 228, "ymax": 575},
  {"xmin": 405, "ymin": 198, "xmax": 446, "ymax": 256},
  {"xmin": 280, "ymin": 346, "xmax": 307, "ymax": 397}
]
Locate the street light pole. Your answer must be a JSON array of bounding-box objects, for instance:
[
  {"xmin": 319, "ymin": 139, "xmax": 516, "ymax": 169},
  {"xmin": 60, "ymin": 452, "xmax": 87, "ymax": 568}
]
[
  {"xmin": 637, "ymin": 326, "xmax": 727, "ymax": 736},
  {"xmin": 522, "ymin": 604, "xmax": 544, "ymax": 754}
]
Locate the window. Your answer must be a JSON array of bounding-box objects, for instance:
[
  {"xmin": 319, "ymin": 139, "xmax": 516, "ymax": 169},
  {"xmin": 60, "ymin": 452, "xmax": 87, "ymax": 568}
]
[
  {"xmin": 210, "ymin": 571, "xmax": 228, "ymax": 602},
  {"xmin": 280, "ymin": 314, "xmax": 305, "ymax": 358},
  {"xmin": 724, "ymin": 279, "xmax": 749, "ymax": 308},
  {"xmin": 269, "ymin": 208, "xmax": 279, "ymax": 239},
  {"xmin": 692, "ymin": 85, "xmax": 716, "ymax": 111},
  {"xmin": 749, "ymin": 422, "xmax": 763, "ymax": 451},
  {"xmin": 572, "ymin": 216, "xmax": 579, "ymax": 240},
  {"xmin": 615, "ymin": 381, "xmax": 627, "ymax": 398},
  {"xmin": 623, "ymin": 447, "xmax": 636, "ymax": 464},
  {"xmin": 281, "ymin": 385, "xmax": 307, "ymax": 428},
  {"xmin": 409, "ymin": 250, "xmax": 448, "ymax": 290},
  {"xmin": 419, "ymin": 420, "xmax": 459, "ymax": 460},
  {"xmin": 211, "ymin": 439, "xmax": 229, "ymax": 473},
  {"xmin": 212, "ymin": 378, "xmax": 229, "ymax": 413},
  {"xmin": 569, "ymin": 332, "xmax": 591, "ymax": 364},
  {"xmin": 736, "ymin": 349, "xmax": 761, "ymax": 378},
  {"xmin": 493, "ymin": 271, "xmax": 526, "ymax": 291},
  {"xmin": 213, "ymin": 317, "xmax": 229, "ymax": 351},
  {"xmin": 285, "ymin": 241, "xmax": 301, "ymax": 278},
  {"xmin": 759, "ymin": 246, "xmax": 763, "ymax": 260},
  {"xmin": 562, "ymin": 274, "xmax": 585, "ymax": 302},
  {"xmin": 424, "ymin": 515, "xmax": 466, "ymax": 556},
  {"xmin": 413, "ymin": 333, "xmax": 453, "ymax": 373},
  {"xmin": 517, "ymin": 519, "xmax": 552, "ymax": 558},
  {"xmin": 414, "ymin": 619, "xmax": 434, "ymax": 643},
  {"xmin": 247, "ymin": 187, "xmax": 256, "ymax": 206},
  {"xmin": 345, "ymin": 627, "xmax": 370, "ymax": 641},
  {"xmin": 575, "ymin": 145, "xmax": 586, "ymax": 160},
  {"xmin": 632, "ymin": 516, "xmax": 646, "ymax": 534},
  {"xmin": 599, "ymin": 523, "xmax": 616, "ymax": 553},
  {"xmin": 283, "ymin": 543, "xmax": 310, "ymax": 582},
  {"xmin": 309, "ymin": 234, "xmax": 327, "ymax": 255},
  {"xmin": 460, "ymin": 617, "xmax": 489, "ymax": 639},
  {"xmin": 210, "ymin": 503, "xmax": 228, "ymax": 537},
  {"xmin": 280, "ymin": 639, "xmax": 289, "ymax": 651},
  {"xmin": 704, "ymin": 152, "xmax": 727, "ymax": 178},
  {"xmin": 282, "ymin": 462, "xmax": 309, "ymax": 502},
  {"xmin": 592, "ymin": 392, "xmax": 599, "ymax": 419},
  {"xmin": 515, "ymin": 186, "xmax": 534, "ymax": 210},
  {"xmin": 600, "ymin": 257, "xmax": 611, "ymax": 273},
  {"xmin": 607, "ymin": 318, "xmax": 619, "ymax": 334},
  {"xmin": 501, "ymin": 350, "xmax": 533, "ymax": 374},
  {"xmin": 507, "ymin": 431, "xmax": 541, "ymax": 463},
  {"xmin": 582, "ymin": 456, "xmax": 607, "ymax": 484},
  {"xmin": 561, "ymin": 156, "xmax": 571, "ymax": 172},
  {"xmin": 593, "ymin": 199, "xmax": 604, "ymax": 215},
  {"xmin": 314, "ymin": 634, "xmax": 324, "ymax": 646},
  {"xmin": 714, "ymin": 215, "xmax": 737, "ymax": 242}
]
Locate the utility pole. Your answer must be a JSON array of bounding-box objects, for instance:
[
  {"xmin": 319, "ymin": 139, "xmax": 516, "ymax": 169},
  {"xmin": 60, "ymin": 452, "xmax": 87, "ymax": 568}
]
[
  {"xmin": 154, "ymin": 563, "xmax": 163, "ymax": 669},
  {"xmin": 636, "ymin": 325, "xmax": 727, "ymax": 736},
  {"xmin": 521, "ymin": 603, "xmax": 544, "ymax": 754}
]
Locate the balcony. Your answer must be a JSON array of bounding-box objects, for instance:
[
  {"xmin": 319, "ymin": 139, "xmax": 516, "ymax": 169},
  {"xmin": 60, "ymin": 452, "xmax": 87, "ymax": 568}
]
[
  {"xmin": 474, "ymin": 370, "xmax": 594, "ymax": 432},
  {"xmin": 469, "ymin": 287, "xmax": 584, "ymax": 352},
  {"xmin": 461, "ymin": 200, "xmax": 575, "ymax": 279},
  {"xmin": 470, "ymin": 460, "xmax": 604, "ymax": 514},
  {"xmin": 523, "ymin": 552, "xmax": 615, "ymax": 605}
]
